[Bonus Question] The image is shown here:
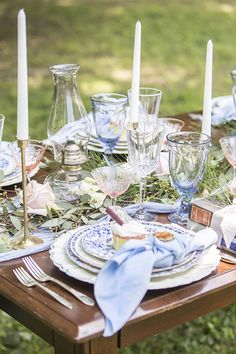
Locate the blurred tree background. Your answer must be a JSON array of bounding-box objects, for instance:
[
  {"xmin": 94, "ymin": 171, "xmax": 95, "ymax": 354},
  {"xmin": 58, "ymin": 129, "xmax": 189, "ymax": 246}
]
[{"xmin": 0, "ymin": 0, "xmax": 236, "ymax": 353}]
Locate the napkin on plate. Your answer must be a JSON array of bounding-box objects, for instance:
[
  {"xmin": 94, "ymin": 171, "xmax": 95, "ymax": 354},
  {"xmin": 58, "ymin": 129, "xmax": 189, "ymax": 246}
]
[
  {"xmin": 189, "ymin": 95, "xmax": 236, "ymax": 126},
  {"xmin": 94, "ymin": 227, "xmax": 218, "ymax": 336}
]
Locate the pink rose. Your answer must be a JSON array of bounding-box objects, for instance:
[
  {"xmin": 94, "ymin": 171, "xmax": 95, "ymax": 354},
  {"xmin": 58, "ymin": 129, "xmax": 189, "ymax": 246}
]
[
  {"xmin": 230, "ymin": 177, "xmax": 236, "ymax": 195},
  {"xmin": 26, "ymin": 181, "xmax": 55, "ymax": 215}
]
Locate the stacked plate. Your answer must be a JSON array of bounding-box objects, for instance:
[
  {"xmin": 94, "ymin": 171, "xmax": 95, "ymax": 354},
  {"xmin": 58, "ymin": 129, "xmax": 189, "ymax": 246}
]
[
  {"xmin": 50, "ymin": 221, "xmax": 221, "ymax": 289},
  {"xmin": 87, "ymin": 132, "xmax": 128, "ymax": 154},
  {"xmin": 0, "ymin": 142, "xmax": 39, "ymax": 187}
]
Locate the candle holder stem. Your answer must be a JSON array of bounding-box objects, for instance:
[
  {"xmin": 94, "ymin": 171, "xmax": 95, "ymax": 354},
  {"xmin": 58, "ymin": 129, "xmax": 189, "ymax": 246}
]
[{"xmin": 11, "ymin": 140, "xmax": 43, "ymax": 249}]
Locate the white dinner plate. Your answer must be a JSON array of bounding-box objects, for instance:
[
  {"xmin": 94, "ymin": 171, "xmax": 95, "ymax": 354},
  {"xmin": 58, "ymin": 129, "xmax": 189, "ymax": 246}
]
[{"xmin": 50, "ymin": 233, "xmax": 220, "ymax": 289}]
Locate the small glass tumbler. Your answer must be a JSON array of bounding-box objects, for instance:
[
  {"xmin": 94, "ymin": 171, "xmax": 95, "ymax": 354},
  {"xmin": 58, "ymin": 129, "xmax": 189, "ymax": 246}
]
[
  {"xmin": 90, "ymin": 93, "xmax": 128, "ymax": 154},
  {"xmin": 128, "ymin": 87, "xmax": 162, "ymax": 124},
  {"xmin": 167, "ymin": 132, "xmax": 211, "ymax": 225},
  {"xmin": 219, "ymin": 135, "xmax": 236, "ymax": 195},
  {"xmin": 231, "ymin": 69, "xmax": 236, "ymax": 109}
]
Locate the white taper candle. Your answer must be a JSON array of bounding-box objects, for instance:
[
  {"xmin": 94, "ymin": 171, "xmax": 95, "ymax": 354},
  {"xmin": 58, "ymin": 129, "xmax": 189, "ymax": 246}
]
[
  {"xmin": 202, "ymin": 39, "xmax": 213, "ymax": 137},
  {"xmin": 17, "ymin": 9, "xmax": 29, "ymax": 140},
  {"xmin": 130, "ymin": 21, "xmax": 141, "ymax": 123}
]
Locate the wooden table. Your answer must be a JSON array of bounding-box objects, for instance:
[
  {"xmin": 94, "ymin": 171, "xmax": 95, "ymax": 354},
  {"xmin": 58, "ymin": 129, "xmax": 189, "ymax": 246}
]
[{"xmin": 0, "ymin": 113, "xmax": 235, "ymax": 354}]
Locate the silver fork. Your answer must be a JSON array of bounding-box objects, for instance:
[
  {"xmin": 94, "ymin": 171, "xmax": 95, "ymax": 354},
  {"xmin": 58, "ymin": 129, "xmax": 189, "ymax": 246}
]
[
  {"xmin": 22, "ymin": 256, "xmax": 95, "ymax": 306},
  {"xmin": 13, "ymin": 267, "xmax": 72, "ymax": 309}
]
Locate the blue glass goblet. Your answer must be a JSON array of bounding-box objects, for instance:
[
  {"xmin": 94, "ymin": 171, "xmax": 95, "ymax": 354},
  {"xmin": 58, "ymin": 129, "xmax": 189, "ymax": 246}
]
[
  {"xmin": 90, "ymin": 93, "xmax": 128, "ymax": 156},
  {"xmin": 167, "ymin": 132, "xmax": 211, "ymax": 225}
]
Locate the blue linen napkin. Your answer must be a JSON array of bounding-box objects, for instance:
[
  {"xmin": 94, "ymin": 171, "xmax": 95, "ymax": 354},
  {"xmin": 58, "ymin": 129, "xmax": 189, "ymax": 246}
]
[
  {"xmin": 124, "ymin": 201, "xmax": 179, "ymax": 216},
  {"xmin": 0, "ymin": 229, "xmax": 55, "ymax": 262},
  {"xmin": 94, "ymin": 227, "xmax": 218, "ymax": 336}
]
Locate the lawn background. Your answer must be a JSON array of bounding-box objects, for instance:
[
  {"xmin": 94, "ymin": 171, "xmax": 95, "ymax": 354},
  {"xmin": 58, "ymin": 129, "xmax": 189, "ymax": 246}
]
[{"xmin": 0, "ymin": 0, "xmax": 236, "ymax": 353}]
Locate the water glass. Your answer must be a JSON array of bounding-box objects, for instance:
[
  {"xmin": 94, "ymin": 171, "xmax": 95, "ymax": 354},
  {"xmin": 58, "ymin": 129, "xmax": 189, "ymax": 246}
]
[
  {"xmin": 128, "ymin": 87, "xmax": 162, "ymax": 124},
  {"xmin": 90, "ymin": 93, "xmax": 128, "ymax": 154},
  {"xmin": 167, "ymin": 132, "xmax": 211, "ymax": 225},
  {"xmin": 127, "ymin": 123, "xmax": 164, "ymax": 221}
]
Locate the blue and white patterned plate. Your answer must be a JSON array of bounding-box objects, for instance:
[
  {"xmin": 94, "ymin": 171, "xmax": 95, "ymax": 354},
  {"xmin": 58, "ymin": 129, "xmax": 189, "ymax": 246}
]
[
  {"xmin": 80, "ymin": 221, "xmax": 195, "ymax": 261},
  {"xmin": 65, "ymin": 237, "xmax": 100, "ymax": 274},
  {"xmin": 69, "ymin": 221, "xmax": 203, "ymax": 276},
  {"xmin": 151, "ymin": 250, "xmax": 202, "ymax": 278},
  {"xmin": 69, "ymin": 227, "xmax": 106, "ymax": 269},
  {"xmin": 0, "ymin": 152, "xmax": 17, "ymax": 176}
]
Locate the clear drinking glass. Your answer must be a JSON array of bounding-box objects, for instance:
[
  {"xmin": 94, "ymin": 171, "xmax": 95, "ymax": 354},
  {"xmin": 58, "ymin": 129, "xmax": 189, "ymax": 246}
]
[
  {"xmin": 127, "ymin": 123, "xmax": 164, "ymax": 221},
  {"xmin": 0, "ymin": 114, "xmax": 5, "ymax": 149},
  {"xmin": 167, "ymin": 132, "xmax": 211, "ymax": 225},
  {"xmin": 90, "ymin": 93, "xmax": 128, "ymax": 155},
  {"xmin": 128, "ymin": 87, "xmax": 162, "ymax": 124},
  {"xmin": 230, "ymin": 69, "xmax": 236, "ymax": 109},
  {"xmin": 91, "ymin": 165, "xmax": 134, "ymax": 206},
  {"xmin": 126, "ymin": 87, "xmax": 163, "ymax": 221},
  {"xmin": 219, "ymin": 135, "xmax": 236, "ymax": 195}
]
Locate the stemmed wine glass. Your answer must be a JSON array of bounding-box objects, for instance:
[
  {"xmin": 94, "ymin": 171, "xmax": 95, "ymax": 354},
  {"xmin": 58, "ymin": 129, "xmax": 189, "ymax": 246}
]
[
  {"xmin": 127, "ymin": 123, "xmax": 164, "ymax": 221},
  {"xmin": 219, "ymin": 135, "xmax": 236, "ymax": 195},
  {"xmin": 90, "ymin": 93, "xmax": 128, "ymax": 158},
  {"xmin": 12, "ymin": 140, "xmax": 45, "ymax": 181},
  {"xmin": 91, "ymin": 165, "xmax": 133, "ymax": 206},
  {"xmin": 126, "ymin": 87, "xmax": 164, "ymax": 221},
  {"xmin": 167, "ymin": 132, "xmax": 211, "ymax": 225}
]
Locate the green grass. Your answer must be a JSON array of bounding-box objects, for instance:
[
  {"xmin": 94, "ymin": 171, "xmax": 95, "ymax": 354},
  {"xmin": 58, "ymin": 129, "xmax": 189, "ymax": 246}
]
[{"xmin": 1, "ymin": 0, "xmax": 236, "ymax": 353}]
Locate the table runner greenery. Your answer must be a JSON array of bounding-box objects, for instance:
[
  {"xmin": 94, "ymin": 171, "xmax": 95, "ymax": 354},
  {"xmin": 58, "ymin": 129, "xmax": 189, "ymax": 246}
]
[{"xmin": 1, "ymin": 0, "xmax": 236, "ymax": 353}]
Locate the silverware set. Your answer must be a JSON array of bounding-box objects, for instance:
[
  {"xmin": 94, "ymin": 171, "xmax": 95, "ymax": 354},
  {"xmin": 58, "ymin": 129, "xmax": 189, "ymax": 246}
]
[{"xmin": 13, "ymin": 256, "xmax": 95, "ymax": 308}]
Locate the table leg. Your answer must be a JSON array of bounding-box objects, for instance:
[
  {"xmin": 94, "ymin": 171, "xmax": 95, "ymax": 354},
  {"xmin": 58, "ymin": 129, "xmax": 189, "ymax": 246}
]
[
  {"xmin": 54, "ymin": 332, "xmax": 117, "ymax": 354},
  {"xmin": 88, "ymin": 335, "xmax": 118, "ymax": 354}
]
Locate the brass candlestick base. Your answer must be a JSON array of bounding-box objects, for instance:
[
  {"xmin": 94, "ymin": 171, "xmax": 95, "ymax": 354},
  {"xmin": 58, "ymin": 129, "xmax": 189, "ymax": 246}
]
[{"xmin": 11, "ymin": 139, "xmax": 44, "ymax": 250}]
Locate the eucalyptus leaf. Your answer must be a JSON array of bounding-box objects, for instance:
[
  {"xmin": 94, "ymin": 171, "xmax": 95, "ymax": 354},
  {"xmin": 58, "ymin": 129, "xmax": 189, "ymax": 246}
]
[
  {"xmin": 62, "ymin": 221, "xmax": 73, "ymax": 230},
  {"xmin": 2, "ymin": 205, "xmax": 8, "ymax": 216},
  {"xmin": 81, "ymin": 215, "xmax": 89, "ymax": 224},
  {"xmin": 55, "ymin": 201, "xmax": 75, "ymax": 211},
  {"xmin": 0, "ymin": 170, "xmax": 4, "ymax": 182},
  {"xmin": 9, "ymin": 215, "xmax": 22, "ymax": 230},
  {"xmin": 40, "ymin": 218, "xmax": 64, "ymax": 228},
  {"xmin": 62, "ymin": 207, "xmax": 78, "ymax": 218},
  {"xmin": 80, "ymin": 194, "xmax": 91, "ymax": 203}
]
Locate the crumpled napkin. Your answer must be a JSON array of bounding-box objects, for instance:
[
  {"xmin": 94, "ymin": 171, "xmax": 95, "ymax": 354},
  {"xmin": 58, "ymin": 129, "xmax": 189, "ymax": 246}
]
[
  {"xmin": 43, "ymin": 113, "xmax": 93, "ymax": 146},
  {"xmin": 211, "ymin": 203, "xmax": 236, "ymax": 248},
  {"xmin": 189, "ymin": 95, "xmax": 236, "ymax": 126},
  {"xmin": 94, "ymin": 227, "xmax": 218, "ymax": 336}
]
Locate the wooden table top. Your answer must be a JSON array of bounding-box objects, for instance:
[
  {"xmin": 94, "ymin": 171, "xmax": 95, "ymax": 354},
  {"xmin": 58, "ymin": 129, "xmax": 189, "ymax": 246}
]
[{"xmin": 0, "ymin": 112, "xmax": 235, "ymax": 352}]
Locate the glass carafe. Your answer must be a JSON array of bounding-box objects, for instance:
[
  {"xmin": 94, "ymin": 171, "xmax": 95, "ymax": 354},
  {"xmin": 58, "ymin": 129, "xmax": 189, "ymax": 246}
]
[
  {"xmin": 46, "ymin": 64, "xmax": 90, "ymax": 201},
  {"xmin": 47, "ymin": 64, "xmax": 90, "ymax": 151}
]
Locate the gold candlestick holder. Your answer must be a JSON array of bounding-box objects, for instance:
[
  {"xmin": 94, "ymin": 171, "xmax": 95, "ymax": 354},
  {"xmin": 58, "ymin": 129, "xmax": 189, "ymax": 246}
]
[{"xmin": 11, "ymin": 139, "xmax": 44, "ymax": 249}]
